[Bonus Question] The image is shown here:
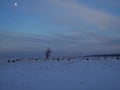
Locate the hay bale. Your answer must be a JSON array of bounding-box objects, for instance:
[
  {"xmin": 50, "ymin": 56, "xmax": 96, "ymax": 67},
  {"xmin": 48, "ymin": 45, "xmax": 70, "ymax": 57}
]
[
  {"xmin": 86, "ymin": 58, "xmax": 89, "ymax": 60},
  {"xmin": 7, "ymin": 60, "xmax": 11, "ymax": 63},
  {"xmin": 57, "ymin": 58, "xmax": 60, "ymax": 61},
  {"xmin": 12, "ymin": 60, "xmax": 15, "ymax": 63},
  {"xmin": 68, "ymin": 58, "xmax": 70, "ymax": 61}
]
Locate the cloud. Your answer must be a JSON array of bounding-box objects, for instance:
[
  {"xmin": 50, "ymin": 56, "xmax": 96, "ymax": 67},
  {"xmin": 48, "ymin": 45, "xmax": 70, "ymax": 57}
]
[
  {"xmin": 0, "ymin": 0, "xmax": 120, "ymax": 56},
  {"xmin": 10, "ymin": 0, "xmax": 120, "ymax": 32},
  {"xmin": 0, "ymin": 31, "xmax": 49, "ymax": 51},
  {"xmin": 0, "ymin": 30, "xmax": 120, "ymax": 56},
  {"xmin": 0, "ymin": 31, "xmax": 81, "ymax": 52},
  {"xmin": 50, "ymin": 0, "xmax": 120, "ymax": 31}
]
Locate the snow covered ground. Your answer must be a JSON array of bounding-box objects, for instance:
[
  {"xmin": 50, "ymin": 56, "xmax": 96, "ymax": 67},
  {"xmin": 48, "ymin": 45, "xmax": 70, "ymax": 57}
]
[{"xmin": 0, "ymin": 57, "xmax": 120, "ymax": 90}]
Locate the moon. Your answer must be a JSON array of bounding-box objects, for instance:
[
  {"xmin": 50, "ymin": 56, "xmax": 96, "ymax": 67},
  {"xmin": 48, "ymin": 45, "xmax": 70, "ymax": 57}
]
[{"xmin": 14, "ymin": 3, "xmax": 18, "ymax": 6}]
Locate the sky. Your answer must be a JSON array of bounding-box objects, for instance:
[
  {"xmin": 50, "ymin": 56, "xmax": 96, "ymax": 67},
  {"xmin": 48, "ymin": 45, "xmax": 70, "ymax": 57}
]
[{"xmin": 0, "ymin": 0, "xmax": 120, "ymax": 57}]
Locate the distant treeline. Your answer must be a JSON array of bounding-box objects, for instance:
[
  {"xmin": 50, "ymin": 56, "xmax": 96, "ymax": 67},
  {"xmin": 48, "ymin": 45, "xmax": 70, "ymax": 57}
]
[{"xmin": 84, "ymin": 54, "xmax": 120, "ymax": 57}]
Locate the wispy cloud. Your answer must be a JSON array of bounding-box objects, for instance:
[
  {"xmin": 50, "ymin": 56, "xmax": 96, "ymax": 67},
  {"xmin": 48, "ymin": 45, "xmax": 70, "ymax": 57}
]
[
  {"xmin": 0, "ymin": 0, "xmax": 120, "ymax": 56},
  {"xmin": 50, "ymin": 0, "xmax": 120, "ymax": 31}
]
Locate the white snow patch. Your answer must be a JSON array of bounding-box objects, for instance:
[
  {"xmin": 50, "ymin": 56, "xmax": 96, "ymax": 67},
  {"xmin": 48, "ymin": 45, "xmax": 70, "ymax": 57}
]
[{"xmin": 0, "ymin": 57, "xmax": 120, "ymax": 90}]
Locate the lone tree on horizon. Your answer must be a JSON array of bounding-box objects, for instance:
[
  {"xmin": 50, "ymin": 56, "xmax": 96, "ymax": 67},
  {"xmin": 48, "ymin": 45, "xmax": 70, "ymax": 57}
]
[{"xmin": 45, "ymin": 48, "xmax": 52, "ymax": 60}]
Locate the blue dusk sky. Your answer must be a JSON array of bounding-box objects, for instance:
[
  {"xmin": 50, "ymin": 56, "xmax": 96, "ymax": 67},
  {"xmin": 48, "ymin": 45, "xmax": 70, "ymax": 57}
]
[{"xmin": 0, "ymin": 0, "xmax": 120, "ymax": 57}]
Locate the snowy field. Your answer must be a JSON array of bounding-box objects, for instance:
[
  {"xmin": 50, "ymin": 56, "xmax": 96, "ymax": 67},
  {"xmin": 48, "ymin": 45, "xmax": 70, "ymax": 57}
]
[{"xmin": 0, "ymin": 57, "xmax": 120, "ymax": 90}]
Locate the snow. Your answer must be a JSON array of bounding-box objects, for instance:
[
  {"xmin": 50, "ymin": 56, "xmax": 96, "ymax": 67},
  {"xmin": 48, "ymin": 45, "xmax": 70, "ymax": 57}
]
[{"xmin": 0, "ymin": 57, "xmax": 120, "ymax": 90}]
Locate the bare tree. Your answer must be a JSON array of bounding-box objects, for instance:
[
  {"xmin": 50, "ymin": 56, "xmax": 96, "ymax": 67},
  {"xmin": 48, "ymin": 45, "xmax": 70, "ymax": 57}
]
[{"xmin": 45, "ymin": 48, "xmax": 52, "ymax": 60}]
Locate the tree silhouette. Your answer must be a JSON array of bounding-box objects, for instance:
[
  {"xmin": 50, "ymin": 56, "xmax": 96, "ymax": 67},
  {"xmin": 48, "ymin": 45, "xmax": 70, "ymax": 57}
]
[{"xmin": 45, "ymin": 48, "xmax": 52, "ymax": 60}]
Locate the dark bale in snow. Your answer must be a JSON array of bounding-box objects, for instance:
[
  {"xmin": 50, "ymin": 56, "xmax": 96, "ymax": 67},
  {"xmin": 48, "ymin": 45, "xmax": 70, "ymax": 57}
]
[
  {"xmin": 35, "ymin": 58, "xmax": 38, "ymax": 61},
  {"xmin": 86, "ymin": 58, "xmax": 89, "ymax": 60},
  {"xmin": 53, "ymin": 58, "xmax": 55, "ymax": 60},
  {"xmin": 57, "ymin": 58, "xmax": 60, "ymax": 61},
  {"xmin": 7, "ymin": 60, "xmax": 11, "ymax": 63},
  {"xmin": 12, "ymin": 60, "xmax": 15, "ymax": 63},
  {"xmin": 116, "ymin": 57, "xmax": 119, "ymax": 60},
  {"xmin": 68, "ymin": 58, "xmax": 71, "ymax": 61}
]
